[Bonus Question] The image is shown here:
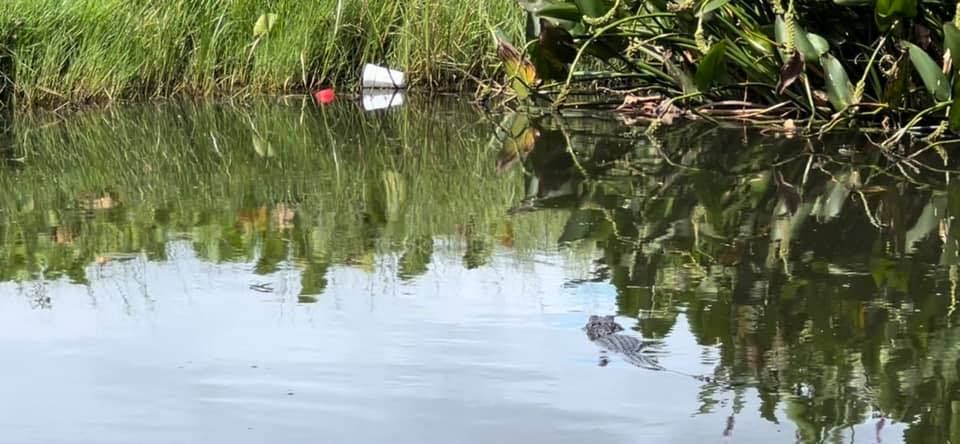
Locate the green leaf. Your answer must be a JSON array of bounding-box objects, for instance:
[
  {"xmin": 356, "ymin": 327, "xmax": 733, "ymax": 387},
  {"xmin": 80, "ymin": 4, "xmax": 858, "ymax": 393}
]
[
  {"xmin": 698, "ymin": 0, "xmax": 731, "ymax": 16},
  {"xmin": 875, "ymin": 0, "xmax": 917, "ymax": 29},
  {"xmin": 774, "ymin": 16, "xmax": 787, "ymax": 52},
  {"xmin": 743, "ymin": 29, "xmax": 775, "ymax": 54},
  {"xmin": 695, "ymin": 40, "xmax": 728, "ymax": 90},
  {"xmin": 806, "ymin": 33, "xmax": 830, "ymax": 57},
  {"xmin": 949, "ymin": 76, "xmax": 960, "ymax": 132},
  {"xmin": 774, "ymin": 16, "xmax": 820, "ymax": 64},
  {"xmin": 821, "ymin": 54, "xmax": 854, "ymax": 110},
  {"xmin": 252, "ymin": 13, "xmax": 278, "ymax": 38},
  {"xmin": 907, "ymin": 42, "xmax": 950, "ymax": 102},
  {"xmin": 945, "ymin": 23, "xmax": 960, "ymax": 75},
  {"xmin": 535, "ymin": 3, "xmax": 584, "ymax": 22},
  {"xmin": 573, "ymin": 0, "xmax": 614, "ymax": 18},
  {"xmin": 793, "ymin": 29, "xmax": 819, "ymax": 63}
]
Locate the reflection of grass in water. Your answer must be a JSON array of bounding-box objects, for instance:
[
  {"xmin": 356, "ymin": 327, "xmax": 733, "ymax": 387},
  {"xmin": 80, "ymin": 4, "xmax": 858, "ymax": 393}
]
[{"xmin": 0, "ymin": 98, "xmax": 573, "ymax": 287}]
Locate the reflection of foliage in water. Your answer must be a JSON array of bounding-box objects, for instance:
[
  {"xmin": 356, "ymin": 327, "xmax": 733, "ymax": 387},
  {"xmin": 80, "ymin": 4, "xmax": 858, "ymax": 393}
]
[
  {"xmin": 0, "ymin": 98, "xmax": 569, "ymax": 297},
  {"xmin": 496, "ymin": 113, "xmax": 960, "ymax": 444},
  {"xmin": 8, "ymin": 98, "xmax": 960, "ymax": 442}
]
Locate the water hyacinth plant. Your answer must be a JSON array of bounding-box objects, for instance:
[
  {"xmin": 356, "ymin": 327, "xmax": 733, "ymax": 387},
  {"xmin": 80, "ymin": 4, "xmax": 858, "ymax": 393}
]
[{"xmin": 492, "ymin": 0, "xmax": 960, "ymax": 140}]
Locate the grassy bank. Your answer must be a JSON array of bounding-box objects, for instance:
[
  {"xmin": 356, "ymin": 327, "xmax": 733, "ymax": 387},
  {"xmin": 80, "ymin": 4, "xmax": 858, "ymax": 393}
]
[{"xmin": 0, "ymin": 0, "xmax": 521, "ymax": 107}]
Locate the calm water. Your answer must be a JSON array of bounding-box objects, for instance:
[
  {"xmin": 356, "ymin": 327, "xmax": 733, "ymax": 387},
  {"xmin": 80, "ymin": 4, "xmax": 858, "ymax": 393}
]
[{"xmin": 0, "ymin": 96, "xmax": 958, "ymax": 443}]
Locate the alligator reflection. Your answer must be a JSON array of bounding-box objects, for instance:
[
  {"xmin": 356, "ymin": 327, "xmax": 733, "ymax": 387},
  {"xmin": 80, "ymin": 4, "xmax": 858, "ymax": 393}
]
[{"xmin": 495, "ymin": 112, "xmax": 960, "ymax": 444}]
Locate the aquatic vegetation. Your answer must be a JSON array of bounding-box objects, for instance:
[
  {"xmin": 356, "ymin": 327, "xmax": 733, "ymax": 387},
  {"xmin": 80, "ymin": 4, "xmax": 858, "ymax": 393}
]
[
  {"xmin": 500, "ymin": 112, "xmax": 960, "ymax": 442},
  {"xmin": 0, "ymin": 0, "xmax": 521, "ymax": 106},
  {"xmin": 493, "ymin": 0, "xmax": 960, "ymax": 142}
]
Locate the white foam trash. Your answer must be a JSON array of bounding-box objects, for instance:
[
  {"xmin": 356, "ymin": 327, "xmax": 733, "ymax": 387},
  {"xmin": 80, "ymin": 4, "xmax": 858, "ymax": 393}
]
[
  {"xmin": 362, "ymin": 64, "xmax": 406, "ymax": 89},
  {"xmin": 362, "ymin": 91, "xmax": 405, "ymax": 111}
]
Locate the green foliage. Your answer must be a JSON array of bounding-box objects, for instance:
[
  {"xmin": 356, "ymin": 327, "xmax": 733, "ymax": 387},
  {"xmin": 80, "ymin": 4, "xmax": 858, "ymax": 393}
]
[
  {"xmin": 907, "ymin": 42, "xmax": 950, "ymax": 102},
  {"xmin": 875, "ymin": 0, "xmax": 917, "ymax": 29},
  {"xmin": 0, "ymin": 0, "xmax": 521, "ymax": 106},
  {"xmin": 694, "ymin": 40, "xmax": 727, "ymax": 91},
  {"xmin": 497, "ymin": 0, "xmax": 960, "ymax": 134},
  {"xmin": 944, "ymin": 23, "xmax": 960, "ymax": 75},
  {"xmin": 821, "ymin": 53, "xmax": 854, "ymax": 110}
]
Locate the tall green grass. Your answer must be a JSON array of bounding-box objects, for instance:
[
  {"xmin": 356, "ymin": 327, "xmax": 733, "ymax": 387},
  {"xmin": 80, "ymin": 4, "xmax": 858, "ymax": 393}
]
[{"xmin": 0, "ymin": 0, "xmax": 521, "ymax": 106}]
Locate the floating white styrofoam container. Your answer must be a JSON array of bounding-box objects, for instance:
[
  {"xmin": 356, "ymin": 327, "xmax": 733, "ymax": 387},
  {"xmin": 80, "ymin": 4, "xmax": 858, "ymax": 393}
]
[{"xmin": 361, "ymin": 64, "xmax": 406, "ymax": 89}]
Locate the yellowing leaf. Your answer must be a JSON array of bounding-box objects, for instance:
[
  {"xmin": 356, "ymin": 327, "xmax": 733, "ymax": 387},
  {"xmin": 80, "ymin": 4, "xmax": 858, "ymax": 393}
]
[
  {"xmin": 253, "ymin": 13, "xmax": 278, "ymax": 38},
  {"xmin": 496, "ymin": 34, "xmax": 538, "ymax": 99}
]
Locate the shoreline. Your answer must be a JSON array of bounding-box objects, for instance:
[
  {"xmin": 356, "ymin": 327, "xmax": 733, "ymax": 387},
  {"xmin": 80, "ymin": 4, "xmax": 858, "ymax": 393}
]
[{"xmin": 0, "ymin": 0, "xmax": 519, "ymax": 109}]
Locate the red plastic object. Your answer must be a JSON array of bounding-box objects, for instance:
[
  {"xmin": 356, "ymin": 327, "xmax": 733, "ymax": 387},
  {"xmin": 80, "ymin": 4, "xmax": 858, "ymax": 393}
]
[{"xmin": 314, "ymin": 88, "xmax": 335, "ymax": 104}]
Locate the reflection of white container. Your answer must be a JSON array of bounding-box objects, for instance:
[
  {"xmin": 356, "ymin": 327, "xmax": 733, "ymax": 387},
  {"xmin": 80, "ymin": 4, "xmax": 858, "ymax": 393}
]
[
  {"xmin": 362, "ymin": 64, "xmax": 406, "ymax": 89},
  {"xmin": 362, "ymin": 91, "xmax": 405, "ymax": 111}
]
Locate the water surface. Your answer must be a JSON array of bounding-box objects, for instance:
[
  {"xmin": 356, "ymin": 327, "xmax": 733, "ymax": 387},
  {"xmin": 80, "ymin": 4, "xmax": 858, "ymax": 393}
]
[{"xmin": 0, "ymin": 97, "xmax": 957, "ymax": 443}]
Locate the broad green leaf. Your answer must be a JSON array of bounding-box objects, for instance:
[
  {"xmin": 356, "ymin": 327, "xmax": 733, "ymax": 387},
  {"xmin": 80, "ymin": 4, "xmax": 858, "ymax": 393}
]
[
  {"xmin": 774, "ymin": 16, "xmax": 820, "ymax": 64},
  {"xmin": 949, "ymin": 76, "xmax": 960, "ymax": 131},
  {"xmin": 875, "ymin": 0, "xmax": 917, "ymax": 29},
  {"xmin": 573, "ymin": 0, "xmax": 614, "ymax": 18},
  {"xmin": 774, "ymin": 16, "xmax": 786, "ymax": 54},
  {"xmin": 535, "ymin": 3, "xmax": 584, "ymax": 22},
  {"xmin": 907, "ymin": 42, "xmax": 950, "ymax": 101},
  {"xmin": 695, "ymin": 40, "xmax": 728, "ymax": 90},
  {"xmin": 945, "ymin": 23, "xmax": 960, "ymax": 74},
  {"xmin": 820, "ymin": 54, "xmax": 854, "ymax": 110},
  {"xmin": 793, "ymin": 28, "xmax": 820, "ymax": 63},
  {"xmin": 252, "ymin": 13, "xmax": 278, "ymax": 38},
  {"xmin": 698, "ymin": 0, "xmax": 731, "ymax": 16},
  {"xmin": 806, "ymin": 33, "xmax": 829, "ymax": 57},
  {"xmin": 743, "ymin": 29, "xmax": 775, "ymax": 54}
]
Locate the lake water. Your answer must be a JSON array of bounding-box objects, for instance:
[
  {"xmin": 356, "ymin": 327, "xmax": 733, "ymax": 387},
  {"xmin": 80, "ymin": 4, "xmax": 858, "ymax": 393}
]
[{"xmin": 0, "ymin": 96, "xmax": 957, "ymax": 443}]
